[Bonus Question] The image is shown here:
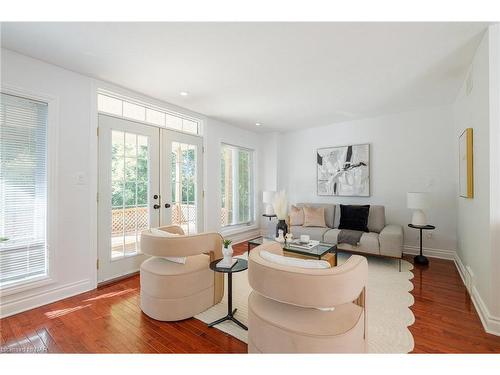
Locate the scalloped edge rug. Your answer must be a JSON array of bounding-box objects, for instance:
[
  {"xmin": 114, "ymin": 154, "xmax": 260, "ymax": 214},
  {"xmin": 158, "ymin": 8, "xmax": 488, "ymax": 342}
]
[{"xmin": 195, "ymin": 252, "xmax": 415, "ymax": 353}]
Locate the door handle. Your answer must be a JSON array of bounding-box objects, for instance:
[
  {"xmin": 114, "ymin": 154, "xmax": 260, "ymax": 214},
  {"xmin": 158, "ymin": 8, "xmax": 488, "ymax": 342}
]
[
  {"xmin": 164, "ymin": 203, "xmax": 171, "ymax": 208},
  {"xmin": 153, "ymin": 204, "xmax": 160, "ymax": 209}
]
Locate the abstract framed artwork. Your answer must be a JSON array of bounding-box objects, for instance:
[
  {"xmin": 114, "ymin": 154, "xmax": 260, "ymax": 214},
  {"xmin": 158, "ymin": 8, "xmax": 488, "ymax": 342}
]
[
  {"xmin": 459, "ymin": 128, "xmax": 473, "ymax": 198},
  {"xmin": 317, "ymin": 143, "xmax": 370, "ymax": 196}
]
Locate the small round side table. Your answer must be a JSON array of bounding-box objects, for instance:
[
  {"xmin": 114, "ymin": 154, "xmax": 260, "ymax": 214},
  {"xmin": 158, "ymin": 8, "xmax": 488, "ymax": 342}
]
[
  {"xmin": 208, "ymin": 258, "xmax": 248, "ymax": 330},
  {"xmin": 408, "ymin": 224, "xmax": 435, "ymax": 265}
]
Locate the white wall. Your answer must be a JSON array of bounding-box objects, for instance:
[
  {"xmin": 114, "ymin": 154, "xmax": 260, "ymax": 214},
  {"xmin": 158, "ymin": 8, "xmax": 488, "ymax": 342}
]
[
  {"xmin": 488, "ymin": 25, "xmax": 500, "ymax": 328},
  {"xmin": 453, "ymin": 26, "xmax": 500, "ymax": 334},
  {"xmin": 1, "ymin": 49, "xmax": 96, "ymax": 317},
  {"xmin": 278, "ymin": 106, "xmax": 457, "ymax": 253},
  {"xmin": 259, "ymin": 132, "xmax": 280, "ymax": 192},
  {"xmin": 453, "ymin": 31, "xmax": 491, "ymax": 310}
]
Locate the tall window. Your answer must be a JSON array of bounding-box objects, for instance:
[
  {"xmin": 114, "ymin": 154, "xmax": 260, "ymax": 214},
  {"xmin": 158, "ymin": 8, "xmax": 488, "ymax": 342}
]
[
  {"xmin": 0, "ymin": 93, "xmax": 48, "ymax": 287},
  {"xmin": 221, "ymin": 144, "xmax": 254, "ymax": 227}
]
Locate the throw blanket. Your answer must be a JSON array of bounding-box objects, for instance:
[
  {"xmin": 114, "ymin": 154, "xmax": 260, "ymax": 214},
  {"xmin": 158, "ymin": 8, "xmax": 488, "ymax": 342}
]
[{"xmin": 338, "ymin": 229, "xmax": 364, "ymax": 246}]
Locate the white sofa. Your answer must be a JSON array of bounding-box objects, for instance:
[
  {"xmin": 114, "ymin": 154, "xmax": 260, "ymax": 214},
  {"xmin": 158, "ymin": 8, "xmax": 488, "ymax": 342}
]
[{"xmin": 290, "ymin": 204, "xmax": 403, "ymax": 264}]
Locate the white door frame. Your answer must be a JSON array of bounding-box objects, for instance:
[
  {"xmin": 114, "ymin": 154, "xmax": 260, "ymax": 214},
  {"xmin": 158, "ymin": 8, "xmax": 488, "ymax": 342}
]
[{"xmin": 92, "ymin": 82, "xmax": 208, "ymax": 287}]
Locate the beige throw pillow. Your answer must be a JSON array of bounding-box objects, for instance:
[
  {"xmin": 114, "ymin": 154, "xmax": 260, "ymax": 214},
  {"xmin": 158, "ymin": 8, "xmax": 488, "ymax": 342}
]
[
  {"xmin": 303, "ymin": 206, "xmax": 327, "ymax": 227},
  {"xmin": 289, "ymin": 205, "xmax": 304, "ymax": 226}
]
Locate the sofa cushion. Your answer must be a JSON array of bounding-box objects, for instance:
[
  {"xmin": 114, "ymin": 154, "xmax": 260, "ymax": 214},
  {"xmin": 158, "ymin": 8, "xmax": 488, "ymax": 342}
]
[
  {"xmin": 367, "ymin": 205, "xmax": 386, "ymax": 233},
  {"xmin": 296, "ymin": 203, "xmax": 335, "ymax": 228},
  {"xmin": 333, "ymin": 204, "xmax": 386, "ymax": 233},
  {"xmin": 290, "ymin": 226, "xmax": 330, "ymax": 242},
  {"xmin": 303, "ymin": 206, "xmax": 327, "ymax": 227},
  {"xmin": 378, "ymin": 224, "xmax": 403, "ymax": 258},
  {"xmin": 338, "ymin": 205, "xmax": 370, "ymax": 232},
  {"xmin": 289, "ymin": 205, "xmax": 304, "ymax": 226},
  {"xmin": 324, "ymin": 229, "xmax": 380, "ymax": 255}
]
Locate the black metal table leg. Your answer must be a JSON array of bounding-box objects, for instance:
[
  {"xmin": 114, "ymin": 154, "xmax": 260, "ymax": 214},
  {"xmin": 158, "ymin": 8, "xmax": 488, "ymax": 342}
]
[
  {"xmin": 227, "ymin": 272, "xmax": 232, "ymax": 315},
  {"xmin": 208, "ymin": 272, "xmax": 248, "ymax": 330},
  {"xmin": 414, "ymin": 228, "xmax": 429, "ymax": 265}
]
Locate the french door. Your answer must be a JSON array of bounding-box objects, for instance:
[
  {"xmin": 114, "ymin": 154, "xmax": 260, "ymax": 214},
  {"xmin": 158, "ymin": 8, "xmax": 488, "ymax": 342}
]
[{"xmin": 98, "ymin": 114, "xmax": 203, "ymax": 283}]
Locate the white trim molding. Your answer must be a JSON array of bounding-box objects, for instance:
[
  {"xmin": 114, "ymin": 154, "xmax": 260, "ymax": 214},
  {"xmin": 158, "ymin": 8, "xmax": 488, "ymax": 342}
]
[
  {"xmin": 0, "ymin": 279, "xmax": 93, "ymax": 319},
  {"xmin": 454, "ymin": 253, "xmax": 500, "ymax": 336},
  {"xmin": 403, "ymin": 245, "xmax": 456, "ymax": 260},
  {"xmin": 225, "ymin": 228, "xmax": 261, "ymax": 246}
]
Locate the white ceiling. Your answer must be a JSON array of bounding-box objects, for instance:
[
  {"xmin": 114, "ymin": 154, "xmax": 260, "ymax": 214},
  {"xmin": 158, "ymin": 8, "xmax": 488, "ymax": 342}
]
[{"xmin": 1, "ymin": 22, "xmax": 488, "ymax": 131}]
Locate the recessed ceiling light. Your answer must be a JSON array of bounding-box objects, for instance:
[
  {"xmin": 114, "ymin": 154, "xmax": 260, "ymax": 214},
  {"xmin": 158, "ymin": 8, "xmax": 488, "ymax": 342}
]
[
  {"xmin": 255, "ymin": 123, "xmax": 262, "ymax": 126},
  {"xmin": 179, "ymin": 91, "xmax": 189, "ymax": 96}
]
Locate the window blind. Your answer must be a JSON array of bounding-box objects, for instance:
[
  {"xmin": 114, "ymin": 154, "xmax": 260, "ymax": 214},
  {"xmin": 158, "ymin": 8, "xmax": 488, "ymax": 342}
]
[{"xmin": 0, "ymin": 93, "xmax": 48, "ymax": 287}]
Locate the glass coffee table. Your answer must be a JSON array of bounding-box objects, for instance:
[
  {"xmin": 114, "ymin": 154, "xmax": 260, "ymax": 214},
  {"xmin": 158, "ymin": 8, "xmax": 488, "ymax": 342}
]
[{"xmin": 247, "ymin": 237, "xmax": 337, "ymax": 267}]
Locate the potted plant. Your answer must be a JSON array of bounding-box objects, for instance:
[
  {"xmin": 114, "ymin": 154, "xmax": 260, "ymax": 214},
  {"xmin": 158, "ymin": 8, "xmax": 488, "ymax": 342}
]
[{"xmin": 222, "ymin": 239, "xmax": 233, "ymax": 264}]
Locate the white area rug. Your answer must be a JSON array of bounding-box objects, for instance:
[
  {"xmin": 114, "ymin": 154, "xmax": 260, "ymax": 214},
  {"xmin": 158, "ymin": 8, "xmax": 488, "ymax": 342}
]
[{"xmin": 195, "ymin": 253, "xmax": 415, "ymax": 353}]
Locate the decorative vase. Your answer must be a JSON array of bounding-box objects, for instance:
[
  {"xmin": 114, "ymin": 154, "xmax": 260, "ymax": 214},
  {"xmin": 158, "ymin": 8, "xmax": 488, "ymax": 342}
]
[
  {"xmin": 222, "ymin": 244, "xmax": 233, "ymax": 264},
  {"xmin": 275, "ymin": 229, "xmax": 285, "ymax": 243},
  {"xmin": 276, "ymin": 219, "xmax": 288, "ymax": 238}
]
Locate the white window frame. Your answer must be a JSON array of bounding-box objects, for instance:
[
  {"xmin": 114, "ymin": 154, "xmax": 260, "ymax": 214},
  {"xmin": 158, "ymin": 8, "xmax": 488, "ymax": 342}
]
[
  {"xmin": 97, "ymin": 89, "xmax": 203, "ymax": 137},
  {"xmin": 220, "ymin": 143, "xmax": 255, "ymax": 231},
  {"xmin": 0, "ymin": 84, "xmax": 59, "ymax": 294}
]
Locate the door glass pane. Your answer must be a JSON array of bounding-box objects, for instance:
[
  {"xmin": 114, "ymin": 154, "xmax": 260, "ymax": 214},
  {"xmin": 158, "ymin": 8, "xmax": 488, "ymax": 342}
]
[
  {"xmin": 98, "ymin": 94, "xmax": 123, "ymax": 116},
  {"xmin": 171, "ymin": 142, "xmax": 197, "ymax": 235},
  {"xmin": 111, "ymin": 130, "xmax": 150, "ymax": 259},
  {"xmin": 165, "ymin": 114, "xmax": 182, "ymax": 130},
  {"xmin": 123, "ymin": 102, "xmax": 146, "ymax": 122},
  {"xmin": 146, "ymin": 108, "xmax": 165, "ymax": 126},
  {"xmin": 182, "ymin": 119, "xmax": 198, "ymax": 134}
]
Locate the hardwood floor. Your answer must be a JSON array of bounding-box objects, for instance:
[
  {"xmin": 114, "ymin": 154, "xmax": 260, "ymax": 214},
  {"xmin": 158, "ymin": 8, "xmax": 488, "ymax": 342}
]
[
  {"xmin": 1, "ymin": 242, "xmax": 500, "ymax": 353},
  {"xmin": 407, "ymin": 255, "xmax": 500, "ymax": 353}
]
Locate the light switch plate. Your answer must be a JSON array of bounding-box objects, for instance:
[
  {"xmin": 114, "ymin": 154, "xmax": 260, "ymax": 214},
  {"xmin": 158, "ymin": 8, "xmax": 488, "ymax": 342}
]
[{"xmin": 75, "ymin": 172, "xmax": 86, "ymax": 185}]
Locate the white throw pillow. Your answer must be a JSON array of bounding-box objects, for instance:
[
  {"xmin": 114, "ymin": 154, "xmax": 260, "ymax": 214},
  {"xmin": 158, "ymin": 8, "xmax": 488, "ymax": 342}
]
[
  {"xmin": 149, "ymin": 228, "xmax": 186, "ymax": 264},
  {"xmin": 259, "ymin": 250, "xmax": 330, "ymax": 269},
  {"xmin": 259, "ymin": 250, "xmax": 334, "ymax": 311}
]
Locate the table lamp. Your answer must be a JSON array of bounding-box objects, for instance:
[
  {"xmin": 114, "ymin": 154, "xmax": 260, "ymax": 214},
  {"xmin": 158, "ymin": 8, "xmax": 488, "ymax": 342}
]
[
  {"xmin": 262, "ymin": 191, "xmax": 276, "ymax": 215},
  {"xmin": 407, "ymin": 192, "xmax": 429, "ymax": 226}
]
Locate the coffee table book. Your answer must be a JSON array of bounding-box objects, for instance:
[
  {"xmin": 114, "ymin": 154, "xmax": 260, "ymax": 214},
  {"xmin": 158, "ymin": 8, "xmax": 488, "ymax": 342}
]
[
  {"xmin": 287, "ymin": 239, "xmax": 320, "ymax": 250},
  {"xmin": 216, "ymin": 258, "xmax": 237, "ymax": 269}
]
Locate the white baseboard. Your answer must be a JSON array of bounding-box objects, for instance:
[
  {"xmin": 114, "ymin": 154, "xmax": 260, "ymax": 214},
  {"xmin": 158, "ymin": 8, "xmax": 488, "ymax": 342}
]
[
  {"xmin": 403, "ymin": 245, "xmax": 456, "ymax": 260},
  {"xmin": 454, "ymin": 252, "xmax": 467, "ymax": 287},
  {"xmin": 0, "ymin": 279, "xmax": 93, "ymax": 319},
  {"xmin": 226, "ymin": 229, "xmax": 261, "ymax": 245},
  {"xmin": 454, "ymin": 253, "xmax": 500, "ymax": 336}
]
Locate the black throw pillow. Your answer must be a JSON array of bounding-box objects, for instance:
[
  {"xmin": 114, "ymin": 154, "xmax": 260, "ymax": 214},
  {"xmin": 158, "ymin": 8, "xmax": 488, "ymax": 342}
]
[{"xmin": 338, "ymin": 205, "xmax": 370, "ymax": 232}]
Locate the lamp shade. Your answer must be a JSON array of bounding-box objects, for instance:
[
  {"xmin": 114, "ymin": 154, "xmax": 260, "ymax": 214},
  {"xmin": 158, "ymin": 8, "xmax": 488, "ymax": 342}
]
[
  {"xmin": 262, "ymin": 191, "xmax": 276, "ymax": 204},
  {"xmin": 407, "ymin": 192, "xmax": 429, "ymax": 209}
]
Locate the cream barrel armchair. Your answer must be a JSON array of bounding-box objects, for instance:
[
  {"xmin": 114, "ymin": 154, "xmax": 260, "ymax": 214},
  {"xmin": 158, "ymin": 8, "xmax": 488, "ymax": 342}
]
[
  {"xmin": 139, "ymin": 225, "xmax": 224, "ymax": 321},
  {"xmin": 248, "ymin": 242, "xmax": 368, "ymax": 353}
]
